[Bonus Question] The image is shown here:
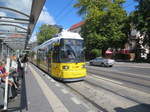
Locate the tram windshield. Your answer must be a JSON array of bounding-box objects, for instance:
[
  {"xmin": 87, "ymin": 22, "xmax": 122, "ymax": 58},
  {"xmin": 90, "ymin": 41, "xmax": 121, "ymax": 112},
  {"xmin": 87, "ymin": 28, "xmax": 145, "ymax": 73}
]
[{"xmin": 60, "ymin": 39, "xmax": 85, "ymax": 63}]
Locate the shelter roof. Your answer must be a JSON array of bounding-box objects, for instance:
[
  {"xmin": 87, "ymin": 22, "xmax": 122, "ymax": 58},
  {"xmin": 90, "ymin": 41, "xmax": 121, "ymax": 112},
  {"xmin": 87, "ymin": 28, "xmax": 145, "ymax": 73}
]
[{"xmin": 0, "ymin": 0, "xmax": 45, "ymax": 50}]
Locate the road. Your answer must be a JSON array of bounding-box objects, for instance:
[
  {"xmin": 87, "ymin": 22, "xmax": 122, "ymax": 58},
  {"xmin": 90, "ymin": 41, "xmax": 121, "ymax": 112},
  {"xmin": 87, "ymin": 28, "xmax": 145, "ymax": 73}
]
[
  {"xmin": 67, "ymin": 62, "xmax": 150, "ymax": 112},
  {"xmin": 87, "ymin": 62, "xmax": 150, "ymax": 94}
]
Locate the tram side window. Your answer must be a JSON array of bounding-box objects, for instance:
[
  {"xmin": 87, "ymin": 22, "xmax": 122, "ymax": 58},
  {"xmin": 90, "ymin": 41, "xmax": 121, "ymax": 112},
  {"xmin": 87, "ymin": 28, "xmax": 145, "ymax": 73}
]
[
  {"xmin": 43, "ymin": 50, "xmax": 47, "ymax": 64},
  {"xmin": 52, "ymin": 46, "xmax": 60, "ymax": 63},
  {"xmin": 47, "ymin": 46, "xmax": 52, "ymax": 58}
]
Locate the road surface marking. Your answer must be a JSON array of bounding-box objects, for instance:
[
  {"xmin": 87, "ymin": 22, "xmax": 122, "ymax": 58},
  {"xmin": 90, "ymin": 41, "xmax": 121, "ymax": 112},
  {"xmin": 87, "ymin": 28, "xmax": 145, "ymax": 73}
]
[
  {"xmin": 28, "ymin": 101, "xmax": 31, "ymax": 105},
  {"xmin": 115, "ymin": 64, "xmax": 150, "ymax": 69},
  {"xmin": 108, "ymin": 70, "xmax": 150, "ymax": 79},
  {"xmin": 46, "ymin": 75, "xmax": 50, "ymax": 79},
  {"xmin": 29, "ymin": 65, "xmax": 69, "ymax": 112},
  {"xmin": 88, "ymin": 74, "xmax": 123, "ymax": 85},
  {"xmin": 61, "ymin": 88, "xmax": 69, "ymax": 94},
  {"xmin": 82, "ymin": 102, "xmax": 90, "ymax": 109},
  {"xmin": 88, "ymin": 110, "xmax": 101, "ymax": 112},
  {"xmin": 88, "ymin": 73, "xmax": 150, "ymax": 97},
  {"xmin": 55, "ymin": 83, "xmax": 60, "ymax": 87},
  {"xmin": 87, "ymin": 66, "xmax": 150, "ymax": 79},
  {"xmin": 51, "ymin": 79, "xmax": 55, "ymax": 82},
  {"xmin": 71, "ymin": 97, "xmax": 81, "ymax": 105}
]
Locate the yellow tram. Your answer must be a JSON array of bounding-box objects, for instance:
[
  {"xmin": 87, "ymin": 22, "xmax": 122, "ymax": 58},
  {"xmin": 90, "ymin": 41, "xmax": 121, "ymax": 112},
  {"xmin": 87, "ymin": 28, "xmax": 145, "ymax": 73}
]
[{"xmin": 30, "ymin": 30, "xmax": 87, "ymax": 81}]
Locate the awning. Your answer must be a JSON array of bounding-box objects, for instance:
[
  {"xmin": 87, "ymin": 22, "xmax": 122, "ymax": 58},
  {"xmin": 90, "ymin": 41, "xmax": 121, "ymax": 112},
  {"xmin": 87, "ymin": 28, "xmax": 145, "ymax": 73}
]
[
  {"xmin": 105, "ymin": 50, "xmax": 112, "ymax": 54},
  {"xmin": 0, "ymin": 0, "xmax": 46, "ymax": 50}
]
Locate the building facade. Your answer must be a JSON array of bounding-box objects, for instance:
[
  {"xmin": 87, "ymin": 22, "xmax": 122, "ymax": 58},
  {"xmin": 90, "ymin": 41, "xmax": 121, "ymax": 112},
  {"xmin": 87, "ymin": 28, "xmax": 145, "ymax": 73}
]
[{"xmin": 68, "ymin": 21, "xmax": 84, "ymax": 33}]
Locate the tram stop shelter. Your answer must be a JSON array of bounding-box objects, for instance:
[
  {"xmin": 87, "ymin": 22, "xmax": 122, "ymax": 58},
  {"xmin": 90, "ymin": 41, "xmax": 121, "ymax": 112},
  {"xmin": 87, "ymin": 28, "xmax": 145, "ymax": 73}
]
[
  {"xmin": 0, "ymin": 0, "xmax": 45, "ymax": 55},
  {"xmin": 0, "ymin": 0, "xmax": 45, "ymax": 111}
]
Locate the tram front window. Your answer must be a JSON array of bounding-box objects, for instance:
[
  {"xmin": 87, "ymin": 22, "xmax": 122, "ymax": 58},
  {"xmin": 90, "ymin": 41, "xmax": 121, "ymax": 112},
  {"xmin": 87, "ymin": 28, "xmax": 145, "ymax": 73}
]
[{"xmin": 60, "ymin": 39, "xmax": 85, "ymax": 63}]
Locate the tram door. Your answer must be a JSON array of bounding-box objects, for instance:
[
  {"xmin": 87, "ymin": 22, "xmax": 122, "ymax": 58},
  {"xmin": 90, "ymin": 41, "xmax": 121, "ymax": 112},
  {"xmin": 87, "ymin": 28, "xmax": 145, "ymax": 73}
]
[
  {"xmin": 51, "ymin": 45, "xmax": 60, "ymax": 77},
  {"xmin": 37, "ymin": 50, "xmax": 40, "ymax": 66},
  {"xmin": 47, "ymin": 49, "xmax": 52, "ymax": 73}
]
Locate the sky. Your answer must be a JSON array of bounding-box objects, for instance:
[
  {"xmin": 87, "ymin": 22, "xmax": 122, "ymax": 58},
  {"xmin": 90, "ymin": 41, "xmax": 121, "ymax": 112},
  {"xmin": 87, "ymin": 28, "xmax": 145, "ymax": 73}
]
[{"xmin": 30, "ymin": 0, "xmax": 138, "ymax": 42}]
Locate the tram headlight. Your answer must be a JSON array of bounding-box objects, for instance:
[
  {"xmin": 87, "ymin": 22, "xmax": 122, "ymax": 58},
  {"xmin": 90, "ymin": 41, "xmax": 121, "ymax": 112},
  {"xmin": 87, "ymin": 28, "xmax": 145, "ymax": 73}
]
[
  {"xmin": 82, "ymin": 64, "xmax": 86, "ymax": 68},
  {"xmin": 62, "ymin": 66, "xmax": 69, "ymax": 69}
]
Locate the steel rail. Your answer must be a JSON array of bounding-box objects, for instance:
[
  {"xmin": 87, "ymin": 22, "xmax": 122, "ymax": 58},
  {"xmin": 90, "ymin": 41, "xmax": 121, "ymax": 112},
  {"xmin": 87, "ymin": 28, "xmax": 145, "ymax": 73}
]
[
  {"xmin": 0, "ymin": 16, "xmax": 30, "ymax": 21},
  {"xmin": 0, "ymin": 23, "xmax": 27, "ymax": 31},
  {"xmin": 0, "ymin": 6, "xmax": 30, "ymax": 18},
  {"xmin": 0, "ymin": 19, "xmax": 29, "ymax": 24}
]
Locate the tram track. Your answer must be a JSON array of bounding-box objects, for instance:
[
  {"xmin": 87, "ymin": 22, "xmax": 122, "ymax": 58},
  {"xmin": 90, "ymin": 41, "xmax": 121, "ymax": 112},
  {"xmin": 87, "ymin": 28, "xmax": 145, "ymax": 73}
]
[
  {"xmin": 86, "ymin": 66, "xmax": 150, "ymax": 81},
  {"xmin": 64, "ymin": 83, "xmax": 108, "ymax": 112},
  {"xmin": 63, "ymin": 74, "xmax": 150, "ymax": 112},
  {"xmin": 84, "ymin": 79, "xmax": 150, "ymax": 107},
  {"xmin": 85, "ymin": 74, "xmax": 150, "ymax": 110},
  {"xmin": 87, "ymin": 70, "xmax": 150, "ymax": 89}
]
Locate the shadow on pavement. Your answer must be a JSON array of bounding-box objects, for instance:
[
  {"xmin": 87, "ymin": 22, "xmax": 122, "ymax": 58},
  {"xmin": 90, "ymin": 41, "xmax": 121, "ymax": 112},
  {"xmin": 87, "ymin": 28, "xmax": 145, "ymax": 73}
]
[{"xmin": 114, "ymin": 104, "xmax": 150, "ymax": 112}]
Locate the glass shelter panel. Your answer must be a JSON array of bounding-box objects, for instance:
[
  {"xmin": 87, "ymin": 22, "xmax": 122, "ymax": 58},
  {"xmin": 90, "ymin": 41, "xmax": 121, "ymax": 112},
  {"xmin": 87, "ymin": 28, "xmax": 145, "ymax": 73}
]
[{"xmin": 0, "ymin": 0, "xmax": 45, "ymax": 50}]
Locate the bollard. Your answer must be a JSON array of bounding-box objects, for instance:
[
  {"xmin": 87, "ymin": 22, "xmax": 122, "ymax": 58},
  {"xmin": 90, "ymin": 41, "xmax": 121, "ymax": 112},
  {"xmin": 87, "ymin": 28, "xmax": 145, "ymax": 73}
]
[{"xmin": 3, "ymin": 58, "xmax": 10, "ymax": 110}]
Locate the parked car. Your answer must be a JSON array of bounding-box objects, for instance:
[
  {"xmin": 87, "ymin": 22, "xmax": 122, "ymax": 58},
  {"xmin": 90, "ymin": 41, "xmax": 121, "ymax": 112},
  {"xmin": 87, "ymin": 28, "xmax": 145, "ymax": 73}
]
[{"xmin": 89, "ymin": 57, "xmax": 115, "ymax": 67}]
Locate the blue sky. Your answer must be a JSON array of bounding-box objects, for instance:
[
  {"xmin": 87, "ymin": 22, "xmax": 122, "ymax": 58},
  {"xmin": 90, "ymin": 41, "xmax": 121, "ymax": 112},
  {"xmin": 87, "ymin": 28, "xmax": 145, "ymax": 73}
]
[{"xmin": 30, "ymin": 0, "xmax": 138, "ymax": 42}]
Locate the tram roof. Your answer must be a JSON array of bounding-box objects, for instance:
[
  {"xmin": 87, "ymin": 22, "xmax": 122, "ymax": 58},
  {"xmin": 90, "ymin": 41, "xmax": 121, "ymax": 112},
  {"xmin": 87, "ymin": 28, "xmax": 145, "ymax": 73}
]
[
  {"xmin": 0, "ymin": 0, "xmax": 45, "ymax": 50},
  {"xmin": 34, "ymin": 30, "xmax": 83, "ymax": 50}
]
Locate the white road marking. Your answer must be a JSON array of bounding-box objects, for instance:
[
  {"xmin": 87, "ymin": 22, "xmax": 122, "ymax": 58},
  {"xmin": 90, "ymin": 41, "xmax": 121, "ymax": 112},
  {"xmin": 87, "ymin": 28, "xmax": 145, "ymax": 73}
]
[
  {"xmin": 51, "ymin": 79, "xmax": 55, "ymax": 82},
  {"xmin": 82, "ymin": 102, "xmax": 90, "ymax": 109},
  {"xmin": 46, "ymin": 75, "xmax": 50, "ymax": 79},
  {"xmin": 88, "ymin": 74, "xmax": 123, "ymax": 85},
  {"xmin": 28, "ymin": 101, "xmax": 31, "ymax": 105},
  {"xmin": 115, "ymin": 64, "xmax": 150, "ymax": 69},
  {"xmin": 87, "ymin": 66, "xmax": 150, "ymax": 79},
  {"xmin": 55, "ymin": 83, "xmax": 60, "ymax": 87},
  {"xmin": 29, "ymin": 65, "xmax": 69, "ymax": 112},
  {"xmin": 71, "ymin": 97, "xmax": 81, "ymax": 105},
  {"xmin": 109, "ymin": 70, "xmax": 150, "ymax": 79},
  {"xmin": 88, "ymin": 110, "xmax": 100, "ymax": 112},
  {"xmin": 61, "ymin": 88, "xmax": 69, "ymax": 94},
  {"xmin": 88, "ymin": 72, "xmax": 150, "ymax": 97}
]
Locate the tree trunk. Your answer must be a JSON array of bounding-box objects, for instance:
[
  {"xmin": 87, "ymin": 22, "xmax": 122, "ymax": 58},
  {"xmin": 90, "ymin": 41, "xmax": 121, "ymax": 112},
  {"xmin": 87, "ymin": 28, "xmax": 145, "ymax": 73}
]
[{"xmin": 102, "ymin": 47, "xmax": 107, "ymax": 57}]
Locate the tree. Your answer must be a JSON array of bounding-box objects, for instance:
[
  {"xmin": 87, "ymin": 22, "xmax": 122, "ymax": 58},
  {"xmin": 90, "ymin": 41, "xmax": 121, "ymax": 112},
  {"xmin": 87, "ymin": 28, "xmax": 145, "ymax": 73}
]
[
  {"xmin": 128, "ymin": 0, "xmax": 150, "ymax": 61},
  {"xmin": 90, "ymin": 49, "xmax": 102, "ymax": 59},
  {"xmin": 74, "ymin": 0, "xmax": 129, "ymax": 57},
  {"xmin": 132, "ymin": 0, "xmax": 150, "ymax": 45},
  {"xmin": 37, "ymin": 24, "xmax": 60, "ymax": 45}
]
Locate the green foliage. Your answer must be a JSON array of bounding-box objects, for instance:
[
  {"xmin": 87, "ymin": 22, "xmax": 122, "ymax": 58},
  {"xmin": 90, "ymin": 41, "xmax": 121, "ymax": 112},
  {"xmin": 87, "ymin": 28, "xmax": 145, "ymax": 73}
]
[
  {"xmin": 90, "ymin": 49, "xmax": 102, "ymax": 58},
  {"xmin": 131, "ymin": 0, "xmax": 150, "ymax": 44},
  {"xmin": 74, "ymin": 0, "xmax": 129, "ymax": 55},
  {"xmin": 37, "ymin": 24, "xmax": 59, "ymax": 45}
]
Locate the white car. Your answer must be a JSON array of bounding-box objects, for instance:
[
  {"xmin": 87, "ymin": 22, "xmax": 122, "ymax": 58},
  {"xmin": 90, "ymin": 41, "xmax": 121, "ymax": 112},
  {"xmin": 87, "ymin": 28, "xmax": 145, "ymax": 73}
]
[{"xmin": 89, "ymin": 57, "xmax": 115, "ymax": 67}]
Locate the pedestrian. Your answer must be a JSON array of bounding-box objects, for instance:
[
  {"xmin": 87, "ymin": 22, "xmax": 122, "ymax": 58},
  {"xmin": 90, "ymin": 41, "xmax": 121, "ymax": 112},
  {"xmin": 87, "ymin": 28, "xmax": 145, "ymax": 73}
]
[
  {"xmin": 10, "ymin": 56, "xmax": 19, "ymax": 87},
  {"xmin": 0, "ymin": 60, "xmax": 17, "ymax": 100},
  {"xmin": 0, "ymin": 70, "xmax": 5, "ymax": 109},
  {"xmin": 21, "ymin": 54, "xmax": 28, "ymax": 73},
  {"xmin": 22, "ymin": 54, "xmax": 28, "ymax": 63},
  {"xmin": 17, "ymin": 55, "xmax": 24, "ymax": 79}
]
